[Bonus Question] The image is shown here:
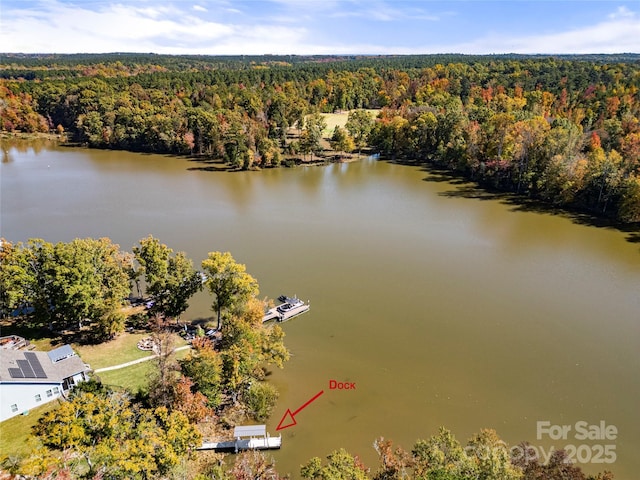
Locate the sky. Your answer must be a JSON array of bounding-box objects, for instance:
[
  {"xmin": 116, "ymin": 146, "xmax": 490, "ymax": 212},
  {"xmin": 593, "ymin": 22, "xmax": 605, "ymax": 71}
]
[{"xmin": 1, "ymin": 0, "xmax": 639, "ymax": 55}]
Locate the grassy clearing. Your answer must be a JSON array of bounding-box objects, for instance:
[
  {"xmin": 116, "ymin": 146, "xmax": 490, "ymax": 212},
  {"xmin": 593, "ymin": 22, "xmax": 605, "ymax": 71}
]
[
  {"xmin": 97, "ymin": 345, "xmax": 191, "ymax": 393},
  {"xmin": 320, "ymin": 112, "xmax": 350, "ymax": 136},
  {"xmin": 98, "ymin": 360, "xmax": 155, "ymax": 393},
  {"xmin": 320, "ymin": 109, "xmax": 379, "ymax": 137},
  {"xmin": 74, "ymin": 332, "xmax": 153, "ymax": 370},
  {"xmin": 0, "ymin": 401, "xmax": 59, "ymax": 457}
]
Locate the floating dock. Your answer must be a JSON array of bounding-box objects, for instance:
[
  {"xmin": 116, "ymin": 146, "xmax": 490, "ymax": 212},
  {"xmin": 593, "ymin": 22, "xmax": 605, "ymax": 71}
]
[
  {"xmin": 262, "ymin": 295, "xmax": 310, "ymax": 323},
  {"xmin": 198, "ymin": 425, "xmax": 281, "ymax": 453}
]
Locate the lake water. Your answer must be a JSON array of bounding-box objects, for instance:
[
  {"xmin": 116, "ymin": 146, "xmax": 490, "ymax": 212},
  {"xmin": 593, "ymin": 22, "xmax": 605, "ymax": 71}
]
[{"xmin": 2, "ymin": 139, "xmax": 639, "ymax": 479}]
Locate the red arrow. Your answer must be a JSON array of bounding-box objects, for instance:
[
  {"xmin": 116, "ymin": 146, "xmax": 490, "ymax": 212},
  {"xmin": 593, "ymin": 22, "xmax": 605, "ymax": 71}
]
[{"xmin": 276, "ymin": 390, "xmax": 324, "ymax": 431}]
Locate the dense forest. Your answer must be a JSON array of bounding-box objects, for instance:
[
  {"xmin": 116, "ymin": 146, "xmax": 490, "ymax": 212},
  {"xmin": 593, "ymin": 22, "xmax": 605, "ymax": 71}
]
[{"xmin": 1, "ymin": 53, "xmax": 639, "ymax": 222}]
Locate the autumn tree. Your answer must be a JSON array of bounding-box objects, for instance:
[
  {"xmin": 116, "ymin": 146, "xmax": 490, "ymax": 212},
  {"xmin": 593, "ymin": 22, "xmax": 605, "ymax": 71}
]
[
  {"xmin": 330, "ymin": 126, "xmax": 355, "ymax": 159},
  {"xmin": 32, "ymin": 389, "xmax": 201, "ymax": 479},
  {"xmin": 232, "ymin": 450, "xmax": 282, "ymax": 480},
  {"xmin": 180, "ymin": 337, "xmax": 224, "ymax": 408},
  {"xmin": 512, "ymin": 444, "xmax": 596, "ymax": 480},
  {"xmin": 147, "ymin": 317, "xmax": 181, "ymax": 409},
  {"xmin": 372, "ymin": 437, "xmax": 411, "ymax": 480},
  {"xmin": 173, "ymin": 376, "xmax": 213, "ymax": 423},
  {"xmin": 201, "ymin": 251, "xmax": 259, "ymax": 330},
  {"xmin": 215, "ymin": 298, "xmax": 289, "ymax": 407}
]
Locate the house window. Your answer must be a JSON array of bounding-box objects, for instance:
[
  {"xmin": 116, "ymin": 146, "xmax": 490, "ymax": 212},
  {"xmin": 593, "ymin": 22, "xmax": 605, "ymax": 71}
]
[
  {"xmin": 35, "ymin": 394, "xmax": 41, "ymax": 402},
  {"xmin": 47, "ymin": 389, "xmax": 53, "ymax": 397},
  {"xmin": 11, "ymin": 404, "xmax": 18, "ymax": 413},
  {"xmin": 53, "ymin": 387, "xmax": 60, "ymax": 394}
]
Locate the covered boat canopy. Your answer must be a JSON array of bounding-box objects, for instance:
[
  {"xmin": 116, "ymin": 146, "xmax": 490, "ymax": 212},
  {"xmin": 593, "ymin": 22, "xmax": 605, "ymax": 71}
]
[{"xmin": 234, "ymin": 425, "xmax": 267, "ymax": 438}]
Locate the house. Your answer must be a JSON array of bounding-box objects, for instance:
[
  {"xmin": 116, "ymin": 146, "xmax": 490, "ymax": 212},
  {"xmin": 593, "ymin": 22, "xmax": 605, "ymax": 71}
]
[{"xmin": 0, "ymin": 345, "xmax": 90, "ymax": 422}]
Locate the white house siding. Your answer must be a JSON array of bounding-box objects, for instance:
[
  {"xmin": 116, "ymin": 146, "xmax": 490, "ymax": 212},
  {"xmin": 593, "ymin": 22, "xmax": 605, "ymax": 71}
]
[{"xmin": 0, "ymin": 381, "xmax": 63, "ymax": 421}]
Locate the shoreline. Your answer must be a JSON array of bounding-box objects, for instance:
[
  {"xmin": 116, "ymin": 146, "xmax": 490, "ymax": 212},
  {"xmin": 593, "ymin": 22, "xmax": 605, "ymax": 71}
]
[{"xmin": 1, "ymin": 131, "xmax": 68, "ymax": 142}]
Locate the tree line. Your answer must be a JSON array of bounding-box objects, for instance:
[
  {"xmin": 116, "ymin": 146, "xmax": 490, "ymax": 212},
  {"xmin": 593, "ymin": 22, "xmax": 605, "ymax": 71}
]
[
  {"xmin": 1, "ymin": 54, "xmax": 639, "ymax": 220},
  {"xmin": 0, "ymin": 235, "xmax": 282, "ymax": 338},
  {"xmin": 7, "ymin": 420, "xmax": 617, "ymax": 479}
]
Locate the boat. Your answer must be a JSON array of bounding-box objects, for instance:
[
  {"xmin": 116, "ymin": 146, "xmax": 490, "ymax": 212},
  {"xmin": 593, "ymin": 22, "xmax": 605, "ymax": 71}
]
[{"xmin": 262, "ymin": 295, "xmax": 310, "ymax": 323}]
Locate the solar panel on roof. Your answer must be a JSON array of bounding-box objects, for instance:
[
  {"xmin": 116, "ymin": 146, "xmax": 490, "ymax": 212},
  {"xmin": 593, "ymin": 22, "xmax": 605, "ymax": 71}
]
[
  {"xmin": 25, "ymin": 352, "xmax": 47, "ymax": 378},
  {"xmin": 17, "ymin": 359, "xmax": 35, "ymax": 378},
  {"xmin": 8, "ymin": 367, "xmax": 24, "ymax": 378}
]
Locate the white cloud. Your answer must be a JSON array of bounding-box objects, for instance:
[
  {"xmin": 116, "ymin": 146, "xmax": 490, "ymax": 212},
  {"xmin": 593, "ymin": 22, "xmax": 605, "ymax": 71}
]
[
  {"xmin": 0, "ymin": 0, "xmax": 302, "ymax": 54},
  {"xmin": 462, "ymin": 11, "xmax": 640, "ymax": 54},
  {"xmin": 609, "ymin": 6, "xmax": 635, "ymax": 19},
  {"xmin": 0, "ymin": 1, "xmax": 638, "ymax": 55},
  {"xmin": 329, "ymin": 0, "xmax": 440, "ymax": 22}
]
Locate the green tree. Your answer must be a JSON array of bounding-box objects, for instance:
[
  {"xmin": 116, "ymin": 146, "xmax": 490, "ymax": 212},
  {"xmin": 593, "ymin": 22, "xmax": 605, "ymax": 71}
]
[
  {"xmin": 133, "ymin": 235, "xmax": 202, "ymax": 320},
  {"xmin": 617, "ymin": 174, "xmax": 640, "ymax": 222},
  {"xmin": 180, "ymin": 337, "xmax": 224, "ymax": 408},
  {"xmin": 330, "ymin": 126, "xmax": 356, "ymax": 159},
  {"xmin": 0, "ymin": 239, "xmax": 31, "ymax": 318},
  {"xmin": 411, "ymin": 428, "xmax": 477, "ymax": 480},
  {"xmin": 1, "ymin": 238, "xmax": 131, "ymax": 338},
  {"xmin": 301, "ymin": 113, "xmax": 327, "ymax": 161},
  {"xmin": 346, "ymin": 109, "xmax": 375, "ymax": 154},
  {"xmin": 46, "ymin": 238, "xmax": 132, "ymax": 339},
  {"xmin": 243, "ymin": 381, "xmax": 279, "ymax": 422},
  {"xmin": 466, "ymin": 429, "xmax": 522, "ymax": 480},
  {"xmin": 21, "ymin": 238, "xmax": 56, "ymax": 330},
  {"xmin": 77, "ymin": 110, "xmax": 105, "ymax": 146},
  {"xmin": 215, "ymin": 299, "xmax": 289, "ymax": 405},
  {"xmin": 201, "ymin": 251, "xmax": 259, "ymax": 330},
  {"xmin": 301, "ymin": 448, "xmax": 370, "ymax": 480}
]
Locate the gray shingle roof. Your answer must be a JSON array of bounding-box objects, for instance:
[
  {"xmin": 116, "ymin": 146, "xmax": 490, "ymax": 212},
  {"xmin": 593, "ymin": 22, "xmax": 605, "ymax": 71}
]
[{"xmin": 0, "ymin": 347, "xmax": 89, "ymax": 384}]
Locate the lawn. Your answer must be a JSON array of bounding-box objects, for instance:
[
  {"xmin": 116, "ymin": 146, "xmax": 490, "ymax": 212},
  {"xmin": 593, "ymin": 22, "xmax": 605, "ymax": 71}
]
[
  {"xmin": 0, "ymin": 401, "xmax": 59, "ymax": 457},
  {"xmin": 97, "ymin": 345, "xmax": 191, "ymax": 393},
  {"xmin": 97, "ymin": 360, "xmax": 155, "ymax": 393},
  {"xmin": 73, "ymin": 332, "xmax": 154, "ymax": 370}
]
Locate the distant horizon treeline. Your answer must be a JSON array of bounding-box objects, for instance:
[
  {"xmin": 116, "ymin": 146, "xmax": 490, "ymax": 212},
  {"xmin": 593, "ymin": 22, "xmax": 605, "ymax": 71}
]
[{"xmin": 1, "ymin": 53, "xmax": 639, "ymax": 222}]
